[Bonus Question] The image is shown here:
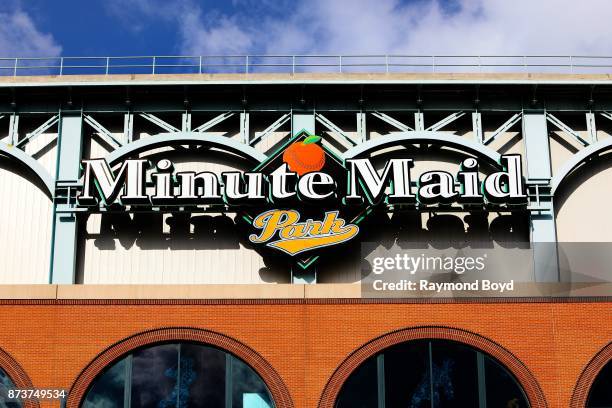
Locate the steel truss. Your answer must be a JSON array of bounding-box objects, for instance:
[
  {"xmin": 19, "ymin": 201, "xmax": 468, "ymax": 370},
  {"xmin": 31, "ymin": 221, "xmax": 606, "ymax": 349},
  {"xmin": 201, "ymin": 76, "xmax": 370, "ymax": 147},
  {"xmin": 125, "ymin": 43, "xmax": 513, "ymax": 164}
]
[{"xmin": 0, "ymin": 81, "xmax": 611, "ymax": 283}]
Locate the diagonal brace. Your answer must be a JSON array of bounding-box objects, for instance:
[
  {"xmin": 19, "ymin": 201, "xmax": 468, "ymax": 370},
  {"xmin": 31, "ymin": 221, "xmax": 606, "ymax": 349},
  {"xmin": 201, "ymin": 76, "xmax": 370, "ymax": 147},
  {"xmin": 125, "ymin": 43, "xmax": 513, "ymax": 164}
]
[
  {"xmin": 315, "ymin": 113, "xmax": 357, "ymax": 146},
  {"xmin": 16, "ymin": 115, "xmax": 59, "ymax": 148},
  {"xmin": 371, "ymin": 111, "xmax": 413, "ymax": 132},
  {"xmin": 139, "ymin": 112, "xmax": 180, "ymax": 133},
  {"xmin": 193, "ymin": 112, "xmax": 234, "ymax": 133},
  {"xmin": 84, "ymin": 114, "xmax": 123, "ymax": 148},
  {"xmin": 483, "ymin": 113, "xmax": 521, "ymax": 145},
  {"xmin": 546, "ymin": 113, "xmax": 589, "ymax": 147},
  {"xmin": 426, "ymin": 111, "xmax": 465, "ymax": 131},
  {"xmin": 600, "ymin": 111, "xmax": 612, "ymax": 123},
  {"xmin": 250, "ymin": 113, "xmax": 290, "ymax": 146}
]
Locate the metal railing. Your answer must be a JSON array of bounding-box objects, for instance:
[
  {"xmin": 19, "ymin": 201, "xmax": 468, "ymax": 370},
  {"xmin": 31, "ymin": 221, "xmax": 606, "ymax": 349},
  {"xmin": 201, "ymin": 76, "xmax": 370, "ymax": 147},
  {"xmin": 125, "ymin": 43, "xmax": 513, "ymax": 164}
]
[{"xmin": 1, "ymin": 55, "xmax": 612, "ymax": 76}]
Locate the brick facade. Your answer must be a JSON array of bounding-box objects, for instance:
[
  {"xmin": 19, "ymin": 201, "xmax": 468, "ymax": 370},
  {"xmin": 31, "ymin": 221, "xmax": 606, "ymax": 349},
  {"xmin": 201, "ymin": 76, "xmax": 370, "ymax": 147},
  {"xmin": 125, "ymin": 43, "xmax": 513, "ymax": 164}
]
[{"xmin": 0, "ymin": 299, "xmax": 609, "ymax": 408}]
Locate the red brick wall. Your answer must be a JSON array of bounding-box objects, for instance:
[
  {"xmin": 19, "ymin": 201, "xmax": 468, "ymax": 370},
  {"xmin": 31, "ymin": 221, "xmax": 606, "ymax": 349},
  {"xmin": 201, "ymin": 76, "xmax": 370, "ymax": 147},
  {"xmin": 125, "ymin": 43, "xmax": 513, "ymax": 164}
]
[{"xmin": 0, "ymin": 300, "xmax": 609, "ymax": 408}]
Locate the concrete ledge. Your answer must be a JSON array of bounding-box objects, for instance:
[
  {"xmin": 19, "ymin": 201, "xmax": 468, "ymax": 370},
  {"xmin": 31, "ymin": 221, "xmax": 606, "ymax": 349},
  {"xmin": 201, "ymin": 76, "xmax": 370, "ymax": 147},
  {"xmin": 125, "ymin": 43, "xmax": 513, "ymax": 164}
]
[
  {"xmin": 0, "ymin": 283, "xmax": 607, "ymax": 300},
  {"xmin": 1, "ymin": 72, "xmax": 612, "ymax": 87},
  {"xmin": 0, "ymin": 284, "xmax": 361, "ymax": 299},
  {"xmin": 55, "ymin": 284, "xmax": 307, "ymax": 299},
  {"xmin": 304, "ymin": 283, "xmax": 360, "ymax": 298},
  {"xmin": 0, "ymin": 285, "xmax": 57, "ymax": 299}
]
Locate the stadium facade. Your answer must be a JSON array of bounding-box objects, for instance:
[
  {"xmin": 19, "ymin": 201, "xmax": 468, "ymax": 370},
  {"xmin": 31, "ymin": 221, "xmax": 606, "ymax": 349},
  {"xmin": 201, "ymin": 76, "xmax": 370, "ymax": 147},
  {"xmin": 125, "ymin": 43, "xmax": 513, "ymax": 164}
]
[{"xmin": 0, "ymin": 68, "xmax": 610, "ymax": 408}]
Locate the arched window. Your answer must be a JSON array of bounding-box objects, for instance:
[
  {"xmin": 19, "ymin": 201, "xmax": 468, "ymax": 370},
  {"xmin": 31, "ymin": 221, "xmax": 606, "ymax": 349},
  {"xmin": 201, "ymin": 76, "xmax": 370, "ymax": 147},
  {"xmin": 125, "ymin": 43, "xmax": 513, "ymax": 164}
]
[
  {"xmin": 82, "ymin": 342, "xmax": 274, "ymax": 408},
  {"xmin": 0, "ymin": 367, "xmax": 22, "ymax": 407},
  {"xmin": 336, "ymin": 340, "xmax": 528, "ymax": 408},
  {"xmin": 587, "ymin": 359, "xmax": 612, "ymax": 407}
]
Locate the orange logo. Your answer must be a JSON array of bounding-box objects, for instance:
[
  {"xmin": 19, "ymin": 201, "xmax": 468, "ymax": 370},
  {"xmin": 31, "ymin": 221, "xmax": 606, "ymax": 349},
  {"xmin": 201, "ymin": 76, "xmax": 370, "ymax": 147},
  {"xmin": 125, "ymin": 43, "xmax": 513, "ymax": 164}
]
[
  {"xmin": 282, "ymin": 135, "xmax": 325, "ymax": 175},
  {"xmin": 248, "ymin": 209, "xmax": 359, "ymax": 255}
]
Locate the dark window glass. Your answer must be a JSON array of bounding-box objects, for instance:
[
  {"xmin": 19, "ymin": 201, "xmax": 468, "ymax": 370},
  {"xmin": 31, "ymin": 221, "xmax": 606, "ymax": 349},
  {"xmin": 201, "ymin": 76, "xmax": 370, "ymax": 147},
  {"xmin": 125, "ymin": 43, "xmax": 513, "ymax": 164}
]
[
  {"xmin": 231, "ymin": 356, "xmax": 273, "ymax": 408},
  {"xmin": 81, "ymin": 343, "xmax": 274, "ymax": 408},
  {"xmin": 485, "ymin": 356, "xmax": 528, "ymax": 408},
  {"xmin": 180, "ymin": 344, "xmax": 225, "ymax": 408},
  {"xmin": 131, "ymin": 343, "xmax": 179, "ymax": 408},
  {"xmin": 335, "ymin": 356, "xmax": 378, "ymax": 408},
  {"xmin": 432, "ymin": 341, "xmax": 478, "ymax": 407},
  {"xmin": 0, "ymin": 367, "xmax": 22, "ymax": 408},
  {"xmin": 336, "ymin": 340, "xmax": 530, "ymax": 408},
  {"xmin": 384, "ymin": 340, "xmax": 430, "ymax": 408},
  {"xmin": 83, "ymin": 357, "xmax": 126, "ymax": 408},
  {"xmin": 588, "ymin": 360, "xmax": 612, "ymax": 408}
]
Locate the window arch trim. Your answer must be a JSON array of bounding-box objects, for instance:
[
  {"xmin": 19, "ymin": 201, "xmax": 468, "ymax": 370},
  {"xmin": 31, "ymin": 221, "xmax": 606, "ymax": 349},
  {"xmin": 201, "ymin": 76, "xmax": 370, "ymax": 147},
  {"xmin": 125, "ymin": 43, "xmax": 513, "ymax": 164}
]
[
  {"xmin": 317, "ymin": 326, "xmax": 547, "ymax": 408},
  {"xmin": 0, "ymin": 346, "xmax": 38, "ymax": 408},
  {"xmin": 571, "ymin": 341, "xmax": 612, "ymax": 408},
  {"xmin": 66, "ymin": 327, "xmax": 294, "ymax": 408}
]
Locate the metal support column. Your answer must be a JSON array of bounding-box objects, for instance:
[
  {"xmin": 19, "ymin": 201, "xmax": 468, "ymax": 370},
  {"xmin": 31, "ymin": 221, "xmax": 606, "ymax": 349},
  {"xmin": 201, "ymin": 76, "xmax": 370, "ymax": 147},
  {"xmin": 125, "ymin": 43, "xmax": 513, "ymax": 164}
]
[
  {"xmin": 240, "ymin": 112, "xmax": 250, "ymax": 144},
  {"xmin": 181, "ymin": 112, "xmax": 191, "ymax": 132},
  {"xmin": 291, "ymin": 112, "xmax": 316, "ymax": 284},
  {"xmin": 414, "ymin": 112, "xmax": 424, "ymax": 131},
  {"xmin": 124, "ymin": 112, "xmax": 134, "ymax": 143},
  {"xmin": 50, "ymin": 113, "xmax": 83, "ymax": 283},
  {"xmin": 357, "ymin": 112, "xmax": 367, "ymax": 142},
  {"xmin": 292, "ymin": 113, "xmax": 315, "ymax": 137},
  {"xmin": 472, "ymin": 112, "xmax": 483, "ymax": 143},
  {"xmin": 586, "ymin": 112, "xmax": 597, "ymax": 143},
  {"xmin": 376, "ymin": 354, "xmax": 386, "ymax": 408},
  {"xmin": 8, "ymin": 113, "xmax": 18, "ymax": 145},
  {"xmin": 225, "ymin": 354, "xmax": 233, "ymax": 408},
  {"xmin": 476, "ymin": 352, "xmax": 487, "ymax": 408},
  {"xmin": 523, "ymin": 112, "xmax": 558, "ymax": 282}
]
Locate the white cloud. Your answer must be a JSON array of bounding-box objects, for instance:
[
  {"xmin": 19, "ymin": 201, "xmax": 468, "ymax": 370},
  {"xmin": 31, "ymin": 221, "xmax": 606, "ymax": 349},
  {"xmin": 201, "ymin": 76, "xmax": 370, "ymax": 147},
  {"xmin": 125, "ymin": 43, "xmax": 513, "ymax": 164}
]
[
  {"xmin": 106, "ymin": 0, "xmax": 612, "ymax": 57},
  {"xmin": 181, "ymin": 10, "xmax": 253, "ymax": 55},
  {"xmin": 0, "ymin": 10, "xmax": 61, "ymax": 57}
]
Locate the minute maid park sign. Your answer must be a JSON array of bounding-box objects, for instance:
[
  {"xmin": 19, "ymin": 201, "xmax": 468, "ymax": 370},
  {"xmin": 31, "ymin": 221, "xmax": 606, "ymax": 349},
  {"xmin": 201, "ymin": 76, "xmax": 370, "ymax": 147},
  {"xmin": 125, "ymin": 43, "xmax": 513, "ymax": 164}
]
[{"xmin": 77, "ymin": 131, "xmax": 526, "ymax": 259}]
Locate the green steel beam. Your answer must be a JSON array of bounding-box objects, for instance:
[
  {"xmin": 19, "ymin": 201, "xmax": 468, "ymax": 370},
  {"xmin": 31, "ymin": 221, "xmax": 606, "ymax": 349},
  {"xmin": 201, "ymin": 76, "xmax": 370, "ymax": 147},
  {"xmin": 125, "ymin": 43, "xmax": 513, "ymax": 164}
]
[
  {"xmin": 523, "ymin": 112, "xmax": 558, "ymax": 283},
  {"xmin": 425, "ymin": 111, "xmax": 465, "ymax": 131},
  {"xmin": 315, "ymin": 113, "xmax": 357, "ymax": 146},
  {"xmin": 414, "ymin": 112, "xmax": 424, "ymax": 131},
  {"xmin": 139, "ymin": 112, "xmax": 180, "ymax": 133},
  {"xmin": 15, "ymin": 114, "xmax": 59, "ymax": 148},
  {"xmin": 551, "ymin": 137, "xmax": 612, "ymax": 193},
  {"xmin": 84, "ymin": 114, "xmax": 123, "ymax": 148},
  {"xmin": 8, "ymin": 113, "xmax": 18, "ymax": 145},
  {"xmin": 586, "ymin": 112, "xmax": 597, "ymax": 143},
  {"xmin": 50, "ymin": 113, "xmax": 83, "ymax": 283},
  {"xmin": 123, "ymin": 112, "xmax": 134, "ymax": 143},
  {"xmin": 371, "ymin": 111, "xmax": 413, "ymax": 132},
  {"xmin": 192, "ymin": 112, "xmax": 234, "ymax": 133},
  {"xmin": 357, "ymin": 112, "xmax": 367, "ymax": 142},
  {"xmin": 107, "ymin": 131, "xmax": 266, "ymax": 165},
  {"xmin": 0, "ymin": 141, "xmax": 55, "ymax": 197},
  {"xmin": 181, "ymin": 112, "xmax": 191, "ymax": 132},
  {"xmin": 250, "ymin": 113, "xmax": 290, "ymax": 146},
  {"xmin": 546, "ymin": 113, "xmax": 590, "ymax": 147},
  {"xmin": 472, "ymin": 112, "xmax": 483, "ymax": 143},
  {"xmin": 483, "ymin": 113, "xmax": 521, "ymax": 146},
  {"xmin": 240, "ymin": 112, "xmax": 250, "ymax": 144},
  {"xmin": 343, "ymin": 131, "xmax": 501, "ymax": 164}
]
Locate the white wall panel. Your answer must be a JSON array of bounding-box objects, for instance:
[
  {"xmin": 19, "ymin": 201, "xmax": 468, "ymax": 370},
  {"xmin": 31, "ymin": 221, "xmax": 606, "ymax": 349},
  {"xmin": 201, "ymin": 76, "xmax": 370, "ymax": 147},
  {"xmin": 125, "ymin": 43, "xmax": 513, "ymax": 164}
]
[
  {"xmin": 556, "ymin": 164, "xmax": 612, "ymax": 242},
  {"xmin": 0, "ymin": 167, "xmax": 53, "ymax": 283}
]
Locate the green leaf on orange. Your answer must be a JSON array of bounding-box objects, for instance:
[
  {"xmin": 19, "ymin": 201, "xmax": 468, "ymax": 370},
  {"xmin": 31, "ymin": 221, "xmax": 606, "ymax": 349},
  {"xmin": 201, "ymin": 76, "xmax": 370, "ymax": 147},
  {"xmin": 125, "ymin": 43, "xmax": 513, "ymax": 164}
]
[{"xmin": 303, "ymin": 135, "xmax": 322, "ymax": 145}]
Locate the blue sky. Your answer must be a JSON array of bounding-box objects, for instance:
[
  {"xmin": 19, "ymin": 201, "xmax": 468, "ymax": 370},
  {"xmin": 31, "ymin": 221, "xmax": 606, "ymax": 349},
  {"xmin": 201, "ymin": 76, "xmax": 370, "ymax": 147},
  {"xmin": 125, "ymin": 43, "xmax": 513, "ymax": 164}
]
[{"xmin": 2, "ymin": 0, "xmax": 612, "ymax": 58}]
